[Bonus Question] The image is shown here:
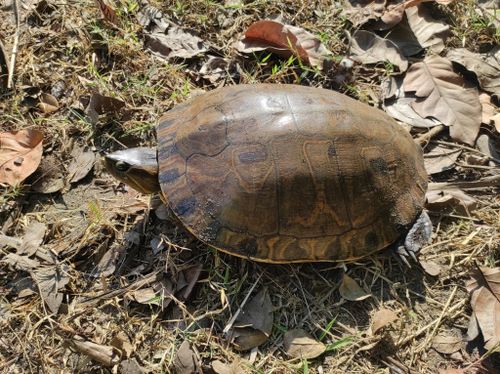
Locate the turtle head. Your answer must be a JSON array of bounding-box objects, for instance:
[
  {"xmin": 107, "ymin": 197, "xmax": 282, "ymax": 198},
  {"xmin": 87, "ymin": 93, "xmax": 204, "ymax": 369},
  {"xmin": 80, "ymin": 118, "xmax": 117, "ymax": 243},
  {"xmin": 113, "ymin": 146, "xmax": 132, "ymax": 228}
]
[{"xmin": 104, "ymin": 147, "xmax": 161, "ymax": 194}]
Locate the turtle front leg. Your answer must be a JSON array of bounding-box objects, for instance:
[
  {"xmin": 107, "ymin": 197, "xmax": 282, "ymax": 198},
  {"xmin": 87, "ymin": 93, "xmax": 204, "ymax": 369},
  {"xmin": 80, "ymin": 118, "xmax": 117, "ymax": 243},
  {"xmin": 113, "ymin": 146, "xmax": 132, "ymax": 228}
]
[{"xmin": 397, "ymin": 211, "xmax": 432, "ymax": 266}]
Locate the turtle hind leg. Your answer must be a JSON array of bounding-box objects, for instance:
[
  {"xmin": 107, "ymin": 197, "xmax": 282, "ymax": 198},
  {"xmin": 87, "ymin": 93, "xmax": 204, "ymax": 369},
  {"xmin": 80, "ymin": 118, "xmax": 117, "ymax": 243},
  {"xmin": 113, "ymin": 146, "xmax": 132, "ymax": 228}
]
[{"xmin": 396, "ymin": 211, "xmax": 433, "ymax": 265}]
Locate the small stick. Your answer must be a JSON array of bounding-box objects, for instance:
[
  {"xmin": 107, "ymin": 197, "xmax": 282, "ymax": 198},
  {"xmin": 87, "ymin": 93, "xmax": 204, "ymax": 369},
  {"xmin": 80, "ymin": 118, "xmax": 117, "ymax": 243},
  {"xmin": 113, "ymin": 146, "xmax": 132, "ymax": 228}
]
[
  {"xmin": 427, "ymin": 175, "xmax": 500, "ymax": 190},
  {"xmin": 421, "ymin": 285, "xmax": 458, "ymax": 350},
  {"xmin": 7, "ymin": 0, "xmax": 20, "ymax": 89},
  {"xmin": 415, "ymin": 125, "xmax": 446, "ymax": 146},
  {"xmin": 397, "ymin": 297, "xmax": 467, "ymax": 347},
  {"xmin": 222, "ymin": 273, "xmax": 262, "ymax": 334}
]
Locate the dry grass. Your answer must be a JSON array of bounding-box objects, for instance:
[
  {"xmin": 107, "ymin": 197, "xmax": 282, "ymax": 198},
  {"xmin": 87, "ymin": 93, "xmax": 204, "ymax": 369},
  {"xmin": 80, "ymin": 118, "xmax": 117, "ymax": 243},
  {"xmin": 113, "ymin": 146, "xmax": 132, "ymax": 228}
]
[{"xmin": 1, "ymin": 0, "xmax": 499, "ymax": 373}]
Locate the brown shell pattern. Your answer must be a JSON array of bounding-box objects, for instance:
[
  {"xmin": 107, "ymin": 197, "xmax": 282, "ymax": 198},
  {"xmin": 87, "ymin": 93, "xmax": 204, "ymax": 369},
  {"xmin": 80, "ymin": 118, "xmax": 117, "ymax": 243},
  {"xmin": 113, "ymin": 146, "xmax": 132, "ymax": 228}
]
[{"xmin": 157, "ymin": 84, "xmax": 427, "ymax": 263}]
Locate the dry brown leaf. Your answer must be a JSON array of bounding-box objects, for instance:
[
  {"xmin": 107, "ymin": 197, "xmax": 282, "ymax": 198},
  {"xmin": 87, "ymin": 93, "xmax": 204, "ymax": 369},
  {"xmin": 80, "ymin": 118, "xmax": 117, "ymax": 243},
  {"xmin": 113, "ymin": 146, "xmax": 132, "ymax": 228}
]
[
  {"xmin": 67, "ymin": 145, "xmax": 96, "ymax": 184},
  {"xmin": 339, "ymin": 273, "xmax": 371, "ymax": 301},
  {"xmin": 0, "ymin": 129, "xmax": 43, "ymax": 186},
  {"xmin": 119, "ymin": 358, "xmax": 145, "ymax": 374},
  {"xmin": 383, "ymin": 76, "xmax": 442, "ymax": 128},
  {"xmin": 283, "ymin": 329, "xmax": 326, "ymax": 359},
  {"xmin": 403, "ymin": 55, "xmax": 482, "ymax": 145},
  {"xmin": 199, "ymin": 56, "xmax": 239, "ymax": 84},
  {"xmin": 94, "ymin": 0, "xmax": 120, "ymax": 27},
  {"xmin": 419, "ymin": 260, "xmax": 442, "ymax": 276},
  {"xmin": 144, "ymin": 25, "xmax": 208, "ymax": 60},
  {"xmin": 476, "ymin": 134, "xmax": 500, "ymax": 164},
  {"xmin": 69, "ymin": 336, "xmax": 120, "ymax": 366},
  {"xmin": 349, "ymin": 30, "xmax": 408, "ymax": 71},
  {"xmin": 466, "ymin": 266, "xmax": 500, "ymax": 350},
  {"xmin": 38, "ymin": 93, "xmax": 59, "ymax": 114},
  {"xmin": 493, "ymin": 113, "xmax": 500, "ymax": 132},
  {"xmin": 370, "ymin": 308, "xmax": 398, "ymax": 334},
  {"xmin": 478, "ymin": 92, "xmax": 498, "ymax": 125},
  {"xmin": 0, "ymin": 38, "xmax": 8, "ymax": 91},
  {"xmin": 19, "ymin": 221, "xmax": 46, "ymax": 256},
  {"xmin": 231, "ymin": 288, "xmax": 273, "ymax": 351},
  {"xmin": 439, "ymin": 368, "xmax": 466, "ymax": 374},
  {"xmin": 385, "ymin": 16, "xmax": 423, "ymax": 56},
  {"xmin": 110, "ymin": 331, "xmax": 134, "ymax": 358},
  {"xmin": 341, "ymin": 0, "xmax": 386, "ymax": 28},
  {"xmin": 236, "ymin": 20, "xmax": 332, "ymax": 70},
  {"xmin": 31, "ymin": 154, "xmax": 65, "ymax": 194},
  {"xmin": 177, "ymin": 264, "xmax": 202, "ymax": 300},
  {"xmin": 2, "ymin": 253, "xmax": 40, "ymax": 271},
  {"xmin": 447, "ymin": 47, "xmax": 500, "ymax": 98},
  {"xmin": 426, "ymin": 187, "xmax": 477, "ymax": 213},
  {"xmin": 85, "ymin": 93, "xmax": 125, "ymax": 124},
  {"xmin": 423, "ymin": 144, "xmax": 461, "ymax": 175},
  {"xmin": 173, "ymin": 340, "xmax": 200, "ymax": 374},
  {"xmin": 32, "ymin": 264, "xmax": 70, "ymax": 314},
  {"xmin": 405, "ymin": 5, "xmax": 450, "ymax": 53},
  {"xmin": 432, "ymin": 334, "xmax": 463, "ymax": 354},
  {"xmin": 212, "ymin": 359, "xmax": 248, "ymax": 374}
]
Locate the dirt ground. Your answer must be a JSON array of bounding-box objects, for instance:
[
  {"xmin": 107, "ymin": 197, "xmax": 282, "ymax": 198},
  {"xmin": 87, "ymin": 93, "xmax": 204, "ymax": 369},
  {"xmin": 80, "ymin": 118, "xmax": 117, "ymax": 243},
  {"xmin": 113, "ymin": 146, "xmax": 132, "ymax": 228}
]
[{"xmin": 0, "ymin": 0, "xmax": 499, "ymax": 373}]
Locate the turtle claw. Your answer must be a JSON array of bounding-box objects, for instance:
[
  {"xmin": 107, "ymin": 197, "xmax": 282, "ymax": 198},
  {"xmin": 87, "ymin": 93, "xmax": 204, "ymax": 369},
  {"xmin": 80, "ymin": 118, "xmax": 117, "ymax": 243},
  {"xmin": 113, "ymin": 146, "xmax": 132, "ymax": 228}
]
[{"xmin": 396, "ymin": 211, "xmax": 432, "ymax": 266}]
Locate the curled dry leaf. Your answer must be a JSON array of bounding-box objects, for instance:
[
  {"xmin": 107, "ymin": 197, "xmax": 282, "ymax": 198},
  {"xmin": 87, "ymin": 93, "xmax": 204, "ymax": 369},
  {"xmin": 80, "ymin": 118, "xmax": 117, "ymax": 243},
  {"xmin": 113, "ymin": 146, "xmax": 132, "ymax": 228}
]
[
  {"xmin": 144, "ymin": 25, "xmax": 208, "ymax": 60},
  {"xmin": 349, "ymin": 30, "xmax": 408, "ymax": 72},
  {"xmin": 119, "ymin": 358, "xmax": 145, "ymax": 374},
  {"xmin": 19, "ymin": 221, "xmax": 46, "ymax": 256},
  {"xmin": 403, "ymin": 55, "xmax": 482, "ymax": 145},
  {"xmin": 339, "ymin": 273, "xmax": 371, "ymax": 301},
  {"xmin": 236, "ymin": 20, "xmax": 332, "ymax": 70},
  {"xmin": 383, "ymin": 76, "xmax": 441, "ymax": 128},
  {"xmin": 370, "ymin": 308, "xmax": 398, "ymax": 334},
  {"xmin": 212, "ymin": 359, "xmax": 248, "ymax": 374},
  {"xmin": 419, "ymin": 260, "xmax": 442, "ymax": 276},
  {"xmin": 426, "ymin": 187, "xmax": 477, "ymax": 214},
  {"xmin": 341, "ymin": 0, "xmax": 386, "ymax": 28},
  {"xmin": 230, "ymin": 288, "xmax": 273, "ymax": 351},
  {"xmin": 423, "ymin": 144, "xmax": 461, "ymax": 175},
  {"xmin": 85, "ymin": 93, "xmax": 125, "ymax": 124},
  {"xmin": 199, "ymin": 56, "xmax": 239, "ymax": 85},
  {"xmin": 31, "ymin": 154, "xmax": 65, "ymax": 194},
  {"xmin": 38, "ymin": 93, "xmax": 59, "ymax": 114},
  {"xmin": 438, "ymin": 369, "xmax": 466, "ymax": 374},
  {"xmin": 67, "ymin": 145, "xmax": 96, "ymax": 184},
  {"xmin": 2, "ymin": 253, "xmax": 40, "ymax": 271},
  {"xmin": 0, "ymin": 38, "xmax": 8, "ymax": 91},
  {"xmin": 385, "ymin": 16, "xmax": 423, "ymax": 57},
  {"xmin": 94, "ymin": 0, "xmax": 120, "ymax": 27},
  {"xmin": 478, "ymin": 92, "xmax": 498, "ymax": 125},
  {"xmin": 405, "ymin": 5, "xmax": 450, "ymax": 53},
  {"xmin": 466, "ymin": 266, "xmax": 500, "ymax": 350},
  {"xmin": 0, "ymin": 129, "xmax": 43, "ymax": 186},
  {"xmin": 69, "ymin": 336, "xmax": 120, "ymax": 366},
  {"xmin": 447, "ymin": 47, "xmax": 500, "ymax": 98},
  {"xmin": 432, "ymin": 334, "xmax": 463, "ymax": 354},
  {"xmin": 32, "ymin": 264, "xmax": 70, "ymax": 314},
  {"xmin": 283, "ymin": 329, "xmax": 326, "ymax": 359},
  {"xmin": 174, "ymin": 340, "xmax": 200, "ymax": 374}
]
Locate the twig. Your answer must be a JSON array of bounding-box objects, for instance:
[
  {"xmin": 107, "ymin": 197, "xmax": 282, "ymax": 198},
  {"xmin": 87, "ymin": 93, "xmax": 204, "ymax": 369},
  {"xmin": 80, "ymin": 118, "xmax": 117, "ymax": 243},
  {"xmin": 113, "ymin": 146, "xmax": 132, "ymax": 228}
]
[
  {"xmin": 415, "ymin": 125, "xmax": 446, "ymax": 146},
  {"xmin": 7, "ymin": 0, "xmax": 20, "ymax": 89},
  {"xmin": 420, "ymin": 285, "xmax": 458, "ymax": 350},
  {"xmin": 397, "ymin": 297, "xmax": 467, "ymax": 347},
  {"xmin": 222, "ymin": 273, "xmax": 262, "ymax": 334},
  {"xmin": 427, "ymin": 174, "xmax": 500, "ymax": 190}
]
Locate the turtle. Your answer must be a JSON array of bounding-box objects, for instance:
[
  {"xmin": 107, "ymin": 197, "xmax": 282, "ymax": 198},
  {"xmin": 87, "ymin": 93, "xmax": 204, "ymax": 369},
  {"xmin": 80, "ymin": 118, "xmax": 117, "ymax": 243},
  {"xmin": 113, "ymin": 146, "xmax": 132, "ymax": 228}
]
[{"xmin": 104, "ymin": 84, "xmax": 432, "ymax": 263}]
